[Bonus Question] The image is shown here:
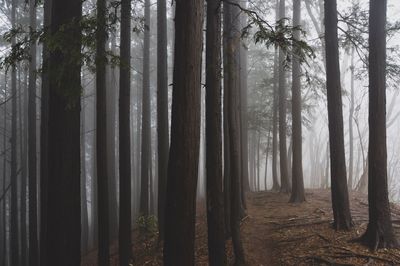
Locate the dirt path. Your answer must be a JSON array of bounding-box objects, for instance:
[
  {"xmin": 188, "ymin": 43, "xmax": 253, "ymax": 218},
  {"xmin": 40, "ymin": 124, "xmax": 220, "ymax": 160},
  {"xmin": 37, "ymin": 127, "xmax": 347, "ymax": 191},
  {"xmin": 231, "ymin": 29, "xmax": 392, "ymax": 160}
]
[{"xmin": 83, "ymin": 189, "xmax": 400, "ymax": 265}]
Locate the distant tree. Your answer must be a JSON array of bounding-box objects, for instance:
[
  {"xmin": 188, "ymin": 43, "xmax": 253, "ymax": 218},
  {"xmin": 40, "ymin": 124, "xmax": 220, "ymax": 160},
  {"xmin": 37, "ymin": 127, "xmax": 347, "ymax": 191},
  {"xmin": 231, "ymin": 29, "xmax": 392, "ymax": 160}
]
[
  {"xmin": 358, "ymin": 0, "xmax": 398, "ymax": 250},
  {"xmin": 163, "ymin": 0, "xmax": 204, "ymax": 264},
  {"xmin": 324, "ymin": 0, "xmax": 353, "ymax": 230},
  {"xmin": 156, "ymin": 0, "xmax": 169, "ymax": 241},
  {"xmin": 28, "ymin": 0, "xmax": 39, "ymax": 265},
  {"xmin": 278, "ymin": 0, "xmax": 290, "ymax": 193},
  {"xmin": 140, "ymin": 0, "xmax": 151, "ymax": 217},
  {"xmin": 96, "ymin": 0, "xmax": 110, "ymax": 264},
  {"xmin": 119, "ymin": 0, "xmax": 133, "ymax": 264},
  {"xmin": 289, "ymin": 0, "xmax": 305, "ymax": 203},
  {"xmin": 41, "ymin": 0, "xmax": 82, "ymax": 265},
  {"xmin": 10, "ymin": 0, "xmax": 19, "ymax": 264},
  {"xmin": 205, "ymin": 0, "xmax": 226, "ymax": 264}
]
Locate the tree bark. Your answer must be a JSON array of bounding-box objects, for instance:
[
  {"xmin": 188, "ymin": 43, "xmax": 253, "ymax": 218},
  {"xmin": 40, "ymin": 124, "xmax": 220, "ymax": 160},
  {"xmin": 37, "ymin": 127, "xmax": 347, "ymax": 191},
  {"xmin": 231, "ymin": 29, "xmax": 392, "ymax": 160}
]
[
  {"xmin": 289, "ymin": 0, "xmax": 305, "ymax": 203},
  {"xmin": 359, "ymin": 0, "xmax": 398, "ymax": 250},
  {"xmin": 119, "ymin": 0, "xmax": 132, "ymax": 264},
  {"xmin": 28, "ymin": 0, "xmax": 39, "ymax": 264},
  {"xmin": 324, "ymin": 0, "xmax": 353, "ymax": 230},
  {"xmin": 96, "ymin": 0, "xmax": 110, "ymax": 263},
  {"xmin": 156, "ymin": 0, "xmax": 169, "ymax": 241},
  {"xmin": 225, "ymin": 1, "xmax": 245, "ymax": 264},
  {"xmin": 140, "ymin": 0, "xmax": 151, "ymax": 217},
  {"xmin": 206, "ymin": 0, "xmax": 227, "ymax": 264},
  {"xmin": 10, "ymin": 0, "xmax": 19, "ymax": 263},
  {"xmin": 41, "ymin": 0, "xmax": 82, "ymax": 264},
  {"xmin": 163, "ymin": 0, "xmax": 204, "ymax": 264},
  {"xmin": 278, "ymin": 0, "xmax": 290, "ymax": 193},
  {"xmin": 348, "ymin": 47, "xmax": 355, "ymax": 190}
]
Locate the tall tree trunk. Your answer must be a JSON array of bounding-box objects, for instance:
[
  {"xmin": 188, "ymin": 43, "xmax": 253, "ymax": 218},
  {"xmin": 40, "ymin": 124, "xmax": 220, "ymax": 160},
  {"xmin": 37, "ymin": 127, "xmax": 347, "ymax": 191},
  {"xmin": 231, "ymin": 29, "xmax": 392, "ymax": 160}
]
[
  {"xmin": 348, "ymin": 47, "xmax": 355, "ymax": 190},
  {"xmin": 81, "ymin": 96, "xmax": 89, "ymax": 254},
  {"xmin": 163, "ymin": 0, "xmax": 204, "ymax": 264},
  {"xmin": 96, "ymin": 0, "xmax": 110, "ymax": 263},
  {"xmin": 206, "ymin": 0, "xmax": 226, "ymax": 264},
  {"xmin": 119, "ymin": 0, "xmax": 132, "ymax": 264},
  {"xmin": 1, "ymin": 75, "xmax": 7, "ymax": 266},
  {"xmin": 289, "ymin": 0, "xmax": 305, "ymax": 203},
  {"xmin": 278, "ymin": 0, "xmax": 290, "ymax": 193},
  {"xmin": 271, "ymin": 46, "xmax": 280, "ymax": 192},
  {"xmin": 19, "ymin": 64, "xmax": 28, "ymax": 266},
  {"xmin": 140, "ymin": 0, "xmax": 151, "ymax": 217},
  {"xmin": 28, "ymin": 0, "xmax": 39, "ymax": 264},
  {"xmin": 40, "ymin": 0, "xmax": 51, "ymax": 263},
  {"xmin": 264, "ymin": 130, "xmax": 271, "ymax": 191},
  {"xmin": 225, "ymin": 1, "xmax": 245, "ymax": 264},
  {"xmin": 41, "ymin": 0, "xmax": 82, "ymax": 264},
  {"xmin": 324, "ymin": 0, "xmax": 353, "ymax": 230},
  {"xmin": 106, "ymin": 26, "xmax": 118, "ymax": 242},
  {"xmin": 10, "ymin": 0, "xmax": 19, "ymax": 263},
  {"xmin": 256, "ymin": 132, "xmax": 260, "ymax": 192},
  {"xmin": 156, "ymin": 0, "xmax": 169, "ymax": 241},
  {"xmin": 359, "ymin": 0, "xmax": 398, "ymax": 250}
]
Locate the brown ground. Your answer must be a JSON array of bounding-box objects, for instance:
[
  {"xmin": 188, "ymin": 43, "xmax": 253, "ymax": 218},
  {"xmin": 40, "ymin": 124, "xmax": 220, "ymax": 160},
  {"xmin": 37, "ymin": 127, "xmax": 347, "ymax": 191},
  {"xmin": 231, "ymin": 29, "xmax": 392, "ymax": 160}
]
[{"xmin": 83, "ymin": 189, "xmax": 400, "ymax": 265}]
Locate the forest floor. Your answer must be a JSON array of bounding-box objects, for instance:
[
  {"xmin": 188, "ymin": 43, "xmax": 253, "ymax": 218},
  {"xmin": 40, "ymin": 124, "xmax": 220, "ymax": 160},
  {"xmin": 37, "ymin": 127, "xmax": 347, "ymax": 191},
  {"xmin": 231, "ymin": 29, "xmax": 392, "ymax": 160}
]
[{"xmin": 82, "ymin": 189, "xmax": 400, "ymax": 265}]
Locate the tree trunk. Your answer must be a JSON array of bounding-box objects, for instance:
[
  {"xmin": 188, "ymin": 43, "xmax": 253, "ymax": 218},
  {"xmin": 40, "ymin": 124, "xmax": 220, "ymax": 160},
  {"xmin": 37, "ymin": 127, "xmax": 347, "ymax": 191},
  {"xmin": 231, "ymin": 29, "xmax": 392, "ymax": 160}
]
[
  {"xmin": 278, "ymin": 0, "xmax": 290, "ymax": 193},
  {"xmin": 140, "ymin": 0, "xmax": 151, "ymax": 217},
  {"xmin": 359, "ymin": 0, "xmax": 398, "ymax": 250},
  {"xmin": 119, "ymin": 0, "xmax": 132, "ymax": 264},
  {"xmin": 96, "ymin": 0, "xmax": 110, "ymax": 263},
  {"xmin": 106, "ymin": 27, "xmax": 118, "ymax": 242},
  {"xmin": 205, "ymin": 1, "xmax": 226, "ymax": 263},
  {"xmin": 163, "ymin": 0, "xmax": 204, "ymax": 264},
  {"xmin": 289, "ymin": 0, "xmax": 305, "ymax": 203},
  {"xmin": 271, "ymin": 46, "xmax": 280, "ymax": 192},
  {"xmin": 41, "ymin": 0, "xmax": 82, "ymax": 264},
  {"xmin": 81, "ymin": 96, "xmax": 89, "ymax": 254},
  {"xmin": 348, "ymin": 47, "xmax": 355, "ymax": 190},
  {"xmin": 225, "ymin": 1, "xmax": 245, "ymax": 264},
  {"xmin": 324, "ymin": 0, "xmax": 353, "ymax": 230},
  {"xmin": 10, "ymin": 0, "xmax": 19, "ymax": 263},
  {"xmin": 28, "ymin": 0, "xmax": 39, "ymax": 264},
  {"xmin": 156, "ymin": 0, "xmax": 169, "ymax": 241},
  {"xmin": 265, "ymin": 130, "xmax": 271, "ymax": 191}
]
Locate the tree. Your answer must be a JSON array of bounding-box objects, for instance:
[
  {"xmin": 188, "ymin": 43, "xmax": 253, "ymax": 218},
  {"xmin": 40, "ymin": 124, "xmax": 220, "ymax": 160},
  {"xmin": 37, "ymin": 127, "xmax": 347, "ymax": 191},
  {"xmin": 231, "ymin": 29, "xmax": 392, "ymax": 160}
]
[
  {"xmin": 156, "ymin": 0, "xmax": 169, "ymax": 241},
  {"xmin": 278, "ymin": 0, "xmax": 290, "ymax": 193},
  {"xmin": 140, "ymin": 0, "xmax": 151, "ymax": 217},
  {"xmin": 163, "ymin": 0, "xmax": 204, "ymax": 264},
  {"xmin": 358, "ymin": 0, "xmax": 398, "ymax": 250},
  {"xmin": 348, "ymin": 48, "xmax": 355, "ymax": 190},
  {"xmin": 205, "ymin": 0, "xmax": 226, "ymax": 264},
  {"xmin": 96, "ymin": 0, "xmax": 110, "ymax": 264},
  {"xmin": 225, "ymin": 1, "xmax": 245, "ymax": 264},
  {"xmin": 41, "ymin": 0, "xmax": 82, "ymax": 264},
  {"xmin": 119, "ymin": 0, "xmax": 132, "ymax": 264},
  {"xmin": 289, "ymin": 0, "xmax": 305, "ymax": 203},
  {"xmin": 324, "ymin": 0, "xmax": 353, "ymax": 230},
  {"xmin": 10, "ymin": 0, "xmax": 19, "ymax": 264},
  {"xmin": 28, "ymin": 0, "xmax": 39, "ymax": 265}
]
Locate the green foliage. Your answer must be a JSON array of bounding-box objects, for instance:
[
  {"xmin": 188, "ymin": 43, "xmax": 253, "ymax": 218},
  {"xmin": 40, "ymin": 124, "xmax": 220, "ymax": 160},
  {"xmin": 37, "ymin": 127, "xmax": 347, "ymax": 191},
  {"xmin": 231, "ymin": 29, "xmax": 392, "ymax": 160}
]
[{"xmin": 136, "ymin": 215, "xmax": 158, "ymax": 236}]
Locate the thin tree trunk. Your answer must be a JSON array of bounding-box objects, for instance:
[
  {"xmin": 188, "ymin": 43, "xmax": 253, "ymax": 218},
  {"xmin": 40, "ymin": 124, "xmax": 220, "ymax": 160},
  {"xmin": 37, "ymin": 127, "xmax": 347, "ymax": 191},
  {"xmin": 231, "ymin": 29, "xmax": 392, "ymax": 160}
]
[
  {"xmin": 324, "ymin": 0, "xmax": 353, "ymax": 230},
  {"xmin": 265, "ymin": 130, "xmax": 271, "ymax": 191},
  {"xmin": 140, "ymin": 0, "xmax": 151, "ymax": 217},
  {"xmin": 81, "ymin": 96, "xmax": 89, "ymax": 254},
  {"xmin": 119, "ymin": 0, "xmax": 133, "ymax": 264},
  {"xmin": 278, "ymin": 0, "xmax": 290, "ymax": 193},
  {"xmin": 289, "ymin": 0, "xmax": 305, "ymax": 203},
  {"xmin": 156, "ymin": 0, "xmax": 169, "ymax": 241},
  {"xmin": 348, "ymin": 47, "xmax": 355, "ymax": 190},
  {"xmin": 10, "ymin": 0, "xmax": 19, "ymax": 262},
  {"xmin": 96, "ymin": 0, "xmax": 110, "ymax": 263},
  {"xmin": 28, "ymin": 0, "xmax": 39, "ymax": 264}
]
